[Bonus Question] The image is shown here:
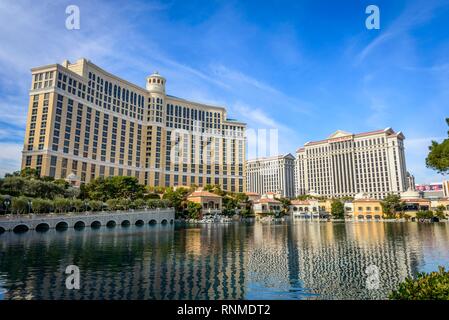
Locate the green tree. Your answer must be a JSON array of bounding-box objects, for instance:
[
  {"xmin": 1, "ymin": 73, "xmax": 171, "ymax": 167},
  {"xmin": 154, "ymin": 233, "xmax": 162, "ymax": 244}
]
[
  {"xmin": 416, "ymin": 210, "xmax": 434, "ymax": 220},
  {"xmin": 160, "ymin": 199, "xmax": 171, "ymax": 208},
  {"xmin": 146, "ymin": 199, "xmax": 158, "ymax": 209},
  {"xmin": 78, "ymin": 183, "xmax": 89, "ymax": 200},
  {"xmin": 40, "ymin": 176, "xmax": 55, "ymax": 182},
  {"xmin": 106, "ymin": 198, "xmax": 120, "ymax": 211},
  {"xmin": 296, "ymin": 194, "xmax": 327, "ymax": 201},
  {"xmin": 331, "ymin": 199, "xmax": 345, "ymax": 219},
  {"xmin": 277, "ymin": 197, "xmax": 292, "ymax": 215},
  {"xmin": 26, "ymin": 180, "xmax": 66, "ymax": 199},
  {"xmin": 19, "ymin": 168, "xmax": 40, "ymax": 179},
  {"xmin": 234, "ymin": 192, "xmax": 249, "ymax": 203},
  {"xmin": 203, "ymin": 184, "xmax": 224, "ymax": 196},
  {"xmin": 389, "ymin": 266, "xmax": 449, "ymax": 300},
  {"xmin": 223, "ymin": 196, "xmax": 239, "ymax": 216},
  {"xmin": 233, "ymin": 192, "xmax": 252, "ymax": 217},
  {"xmin": 71, "ymin": 199, "xmax": 84, "ymax": 212},
  {"xmin": 54, "ymin": 179, "xmax": 70, "ymax": 188},
  {"xmin": 240, "ymin": 207, "xmax": 254, "ymax": 217},
  {"xmin": 119, "ymin": 198, "xmax": 131, "ymax": 210},
  {"xmin": 186, "ymin": 201, "xmax": 202, "ymax": 220},
  {"xmin": 426, "ymin": 118, "xmax": 449, "ymax": 174},
  {"xmin": 64, "ymin": 186, "xmax": 80, "ymax": 199},
  {"xmin": 0, "ymin": 176, "xmax": 27, "ymax": 197},
  {"xmin": 203, "ymin": 184, "xmax": 214, "ymax": 192},
  {"xmin": 148, "ymin": 186, "xmax": 166, "ymax": 195},
  {"xmin": 53, "ymin": 198, "xmax": 71, "ymax": 213},
  {"xmin": 11, "ymin": 196, "xmax": 30, "ymax": 214},
  {"xmin": 435, "ymin": 205, "xmax": 446, "ymax": 220},
  {"xmin": 0, "ymin": 176, "xmax": 67, "ymax": 199},
  {"xmin": 84, "ymin": 176, "xmax": 145, "ymax": 201},
  {"xmin": 133, "ymin": 198, "xmax": 146, "ymax": 209},
  {"xmin": 145, "ymin": 193, "xmax": 161, "ymax": 200},
  {"xmin": 88, "ymin": 200, "xmax": 104, "ymax": 211},
  {"xmin": 31, "ymin": 198, "xmax": 52, "ymax": 214},
  {"xmin": 162, "ymin": 187, "xmax": 189, "ymax": 216},
  {"xmin": 296, "ymin": 194, "xmax": 311, "ymax": 200},
  {"xmin": 381, "ymin": 194, "xmax": 405, "ymax": 219}
]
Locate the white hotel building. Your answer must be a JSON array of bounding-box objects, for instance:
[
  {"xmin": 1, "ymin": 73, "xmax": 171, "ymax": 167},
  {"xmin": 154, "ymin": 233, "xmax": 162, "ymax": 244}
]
[
  {"xmin": 294, "ymin": 128, "xmax": 408, "ymax": 199},
  {"xmin": 246, "ymin": 154, "xmax": 295, "ymax": 198}
]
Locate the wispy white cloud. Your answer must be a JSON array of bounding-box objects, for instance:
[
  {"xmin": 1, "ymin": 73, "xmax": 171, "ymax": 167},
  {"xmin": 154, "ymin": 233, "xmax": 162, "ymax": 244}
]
[
  {"xmin": 230, "ymin": 101, "xmax": 301, "ymax": 160},
  {"xmin": 208, "ymin": 64, "xmax": 312, "ymax": 116},
  {"xmin": 356, "ymin": 32, "xmax": 395, "ymax": 64},
  {"xmin": 0, "ymin": 95, "xmax": 28, "ymax": 126},
  {"xmin": 0, "ymin": 127, "xmax": 25, "ymax": 140},
  {"xmin": 210, "ymin": 64, "xmax": 281, "ymax": 95},
  {"xmin": 355, "ymin": 0, "xmax": 449, "ymax": 64},
  {"xmin": 0, "ymin": 143, "xmax": 22, "ymax": 176},
  {"xmin": 402, "ymin": 63, "xmax": 449, "ymax": 73},
  {"xmin": 405, "ymin": 136, "xmax": 446, "ymax": 183},
  {"xmin": 232, "ymin": 102, "xmax": 293, "ymax": 132}
]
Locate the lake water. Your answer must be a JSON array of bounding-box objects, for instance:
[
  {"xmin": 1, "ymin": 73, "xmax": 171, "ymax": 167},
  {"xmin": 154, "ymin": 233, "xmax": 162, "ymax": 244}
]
[{"xmin": 1, "ymin": 220, "xmax": 449, "ymax": 300}]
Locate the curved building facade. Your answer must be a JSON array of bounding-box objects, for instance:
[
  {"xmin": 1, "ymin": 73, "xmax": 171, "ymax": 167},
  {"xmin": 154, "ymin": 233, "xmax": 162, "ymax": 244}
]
[{"xmin": 21, "ymin": 58, "xmax": 246, "ymax": 192}]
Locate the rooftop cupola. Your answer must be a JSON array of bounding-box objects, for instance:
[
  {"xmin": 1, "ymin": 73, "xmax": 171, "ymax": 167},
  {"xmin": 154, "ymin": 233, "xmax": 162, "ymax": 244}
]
[{"xmin": 146, "ymin": 71, "xmax": 166, "ymax": 94}]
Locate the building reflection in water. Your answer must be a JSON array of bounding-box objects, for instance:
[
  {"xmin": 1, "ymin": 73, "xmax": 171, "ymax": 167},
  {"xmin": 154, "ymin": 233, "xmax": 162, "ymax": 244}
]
[
  {"xmin": 1, "ymin": 221, "xmax": 448, "ymax": 300},
  {"xmin": 244, "ymin": 221, "xmax": 436, "ymax": 300}
]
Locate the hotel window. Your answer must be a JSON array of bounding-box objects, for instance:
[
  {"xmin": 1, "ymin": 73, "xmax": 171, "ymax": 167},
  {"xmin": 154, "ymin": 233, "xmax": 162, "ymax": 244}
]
[
  {"xmin": 36, "ymin": 155, "xmax": 43, "ymax": 166},
  {"xmin": 165, "ymin": 174, "xmax": 170, "ymax": 187},
  {"xmin": 72, "ymin": 160, "xmax": 78, "ymax": 174},
  {"xmin": 90, "ymin": 164, "xmax": 96, "ymax": 179}
]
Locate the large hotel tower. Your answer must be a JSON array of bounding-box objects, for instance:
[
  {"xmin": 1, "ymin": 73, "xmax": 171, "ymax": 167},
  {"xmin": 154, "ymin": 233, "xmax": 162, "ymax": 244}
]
[
  {"xmin": 246, "ymin": 154, "xmax": 295, "ymax": 198},
  {"xmin": 21, "ymin": 58, "xmax": 246, "ymax": 192},
  {"xmin": 295, "ymin": 128, "xmax": 408, "ymax": 199}
]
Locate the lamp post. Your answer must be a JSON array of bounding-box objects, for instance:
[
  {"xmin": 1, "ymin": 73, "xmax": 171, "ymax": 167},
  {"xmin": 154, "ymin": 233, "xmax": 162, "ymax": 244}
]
[{"xmin": 3, "ymin": 197, "xmax": 11, "ymax": 215}]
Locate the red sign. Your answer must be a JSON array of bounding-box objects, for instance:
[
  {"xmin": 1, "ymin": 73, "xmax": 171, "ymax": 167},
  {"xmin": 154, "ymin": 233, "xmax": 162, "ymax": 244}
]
[
  {"xmin": 416, "ymin": 184, "xmax": 443, "ymax": 192},
  {"xmin": 328, "ymin": 136, "xmax": 353, "ymax": 143}
]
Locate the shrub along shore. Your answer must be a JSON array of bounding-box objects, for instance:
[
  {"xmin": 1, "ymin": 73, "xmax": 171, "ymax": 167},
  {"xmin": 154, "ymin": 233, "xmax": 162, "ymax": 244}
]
[
  {"xmin": 0, "ymin": 168, "xmax": 174, "ymax": 215},
  {"xmin": 0, "ymin": 168, "xmax": 254, "ymax": 219}
]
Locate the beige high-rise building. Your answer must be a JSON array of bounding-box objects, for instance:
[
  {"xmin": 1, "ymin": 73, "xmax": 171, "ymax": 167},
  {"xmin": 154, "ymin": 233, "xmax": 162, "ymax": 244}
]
[
  {"xmin": 246, "ymin": 154, "xmax": 295, "ymax": 198},
  {"xmin": 21, "ymin": 58, "xmax": 246, "ymax": 192},
  {"xmin": 294, "ymin": 128, "xmax": 408, "ymax": 199},
  {"xmin": 443, "ymin": 180, "xmax": 449, "ymax": 198}
]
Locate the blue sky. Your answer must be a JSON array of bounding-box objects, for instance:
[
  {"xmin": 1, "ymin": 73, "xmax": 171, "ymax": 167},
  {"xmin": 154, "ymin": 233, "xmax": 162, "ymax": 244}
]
[{"xmin": 0, "ymin": 0, "xmax": 449, "ymax": 183}]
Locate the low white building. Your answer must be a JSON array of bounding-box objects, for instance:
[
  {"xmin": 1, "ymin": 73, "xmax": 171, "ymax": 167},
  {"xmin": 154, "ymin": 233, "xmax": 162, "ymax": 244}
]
[
  {"xmin": 289, "ymin": 199, "xmax": 331, "ymax": 219},
  {"xmin": 253, "ymin": 198, "xmax": 283, "ymax": 217}
]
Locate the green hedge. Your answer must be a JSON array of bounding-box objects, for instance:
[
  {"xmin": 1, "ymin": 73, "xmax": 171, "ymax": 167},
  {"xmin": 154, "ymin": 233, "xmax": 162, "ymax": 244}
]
[
  {"xmin": 389, "ymin": 266, "xmax": 449, "ymax": 300},
  {"xmin": 106, "ymin": 198, "xmax": 171, "ymax": 211},
  {"xmin": 1, "ymin": 195, "xmax": 172, "ymax": 215}
]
